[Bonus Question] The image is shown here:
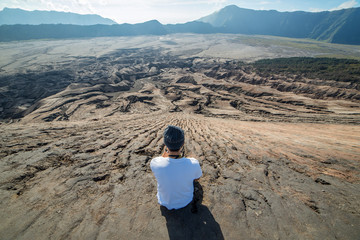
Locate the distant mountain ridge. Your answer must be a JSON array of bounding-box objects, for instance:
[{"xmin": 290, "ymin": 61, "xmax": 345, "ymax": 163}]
[
  {"xmin": 199, "ymin": 5, "xmax": 360, "ymax": 45},
  {"xmin": 0, "ymin": 7, "xmax": 116, "ymax": 25},
  {"xmin": 0, "ymin": 6, "xmax": 359, "ymax": 45},
  {"xmin": 0, "ymin": 20, "xmax": 167, "ymax": 41}
]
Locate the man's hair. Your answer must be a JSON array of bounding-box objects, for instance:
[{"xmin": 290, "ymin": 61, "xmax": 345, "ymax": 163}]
[{"xmin": 163, "ymin": 125, "xmax": 184, "ymax": 151}]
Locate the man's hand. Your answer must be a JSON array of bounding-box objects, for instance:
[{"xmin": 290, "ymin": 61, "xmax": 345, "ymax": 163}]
[{"xmin": 162, "ymin": 146, "xmax": 169, "ymax": 158}]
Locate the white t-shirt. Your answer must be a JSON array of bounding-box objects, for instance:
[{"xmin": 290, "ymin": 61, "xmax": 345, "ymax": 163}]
[{"xmin": 150, "ymin": 156, "xmax": 202, "ymax": 210}]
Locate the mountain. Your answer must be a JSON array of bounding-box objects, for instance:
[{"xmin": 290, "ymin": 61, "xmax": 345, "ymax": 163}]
[
  {"xmin": 0, "ymin": 7, "xmax": 117, "ymax": 25},
  {"xmin": 0, "ymin": 6, "xmax": 359, "ymax": 45},
  {"xmin": 0, "ymin": 20, "xmax": 166, "ymax": 41},
  {"xmin": 165, "ymin": 21, "xmax": 217, "ymax": 34},
  {"xmin": 198, "ymin": 5, "xmax": 360, "ymax": 45}
]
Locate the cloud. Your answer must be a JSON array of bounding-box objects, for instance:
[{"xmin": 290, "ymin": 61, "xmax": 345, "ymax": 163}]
[
  {"xmin": 0, "ymin": 0, "xmax": 96, "ymax": 13},
  {"xmin": 259, "ymin": 0, "xmax": 281, "ymax": 5},
  {"xmin": 309, "ymin": 8, "xmax": 326, "ymax": 12},
  {"xmin": 330, "ymin": 0, "xmax": 358, "ymax": 11}
]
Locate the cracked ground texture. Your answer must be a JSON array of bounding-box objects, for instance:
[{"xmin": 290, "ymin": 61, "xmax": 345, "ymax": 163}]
[{"xmin": 1, "ymin": 113, "xmax": 359, "ymax": 239}]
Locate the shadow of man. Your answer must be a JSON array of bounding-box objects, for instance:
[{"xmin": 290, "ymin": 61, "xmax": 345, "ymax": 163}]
[{"xmin": 160, "ymin": 182, "xmax": 224, "ymax": 240}]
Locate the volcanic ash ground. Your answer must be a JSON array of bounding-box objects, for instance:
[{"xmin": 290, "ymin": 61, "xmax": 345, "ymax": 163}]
[{"xmin": 0, "ymin": 35, "xmax": 360, "ymax": 239}]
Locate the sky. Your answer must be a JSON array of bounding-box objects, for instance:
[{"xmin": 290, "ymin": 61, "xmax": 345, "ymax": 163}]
[{"xmin": 1, "ymin": 0, "xmax": 359, "ymax": 24}]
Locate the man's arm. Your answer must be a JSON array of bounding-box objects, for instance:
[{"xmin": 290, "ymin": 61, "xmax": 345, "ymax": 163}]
[{"xmin": 194, "ymin": 161, "xmax": 202, "ymax": 181}]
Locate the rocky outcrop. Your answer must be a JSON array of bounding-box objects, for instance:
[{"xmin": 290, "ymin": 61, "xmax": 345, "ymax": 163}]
[{"xmin": 176, "ymin": 76, "xmax": 197, "ymax": 85}]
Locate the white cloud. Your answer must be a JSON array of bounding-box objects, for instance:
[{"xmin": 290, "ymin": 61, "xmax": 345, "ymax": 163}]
[
  {"xmin": 259, "ymin": 1, "xmax": 271, "ymax": 5},
  {"xmin": 330, "ymin": 0, "xmax": 358, "ymax": 11},
  {"xmin": 309, "ymin": 8, "xmax": 326, "ymax": 12},
  {"xmin": 259, "ymin": 0, "xmax": 281, "ymax": 5},
  {"xmin": 0, "ymin": 0, "xmax": 96, "ymax": 13}
]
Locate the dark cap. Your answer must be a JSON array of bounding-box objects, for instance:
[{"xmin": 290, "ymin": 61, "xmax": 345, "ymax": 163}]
[{"xmin": 164, "ymin": 125, "xmax": 184, "ymax": 151}]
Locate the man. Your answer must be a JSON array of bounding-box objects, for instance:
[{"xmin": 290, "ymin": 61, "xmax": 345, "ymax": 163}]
[{"xmin": 150, "ymin": 125, "xmax": 202, "ymax": 210}]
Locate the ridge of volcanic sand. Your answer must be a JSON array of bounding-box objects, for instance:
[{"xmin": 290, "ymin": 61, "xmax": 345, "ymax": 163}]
[
  {"xmin": 9, "ymin": 56, "xmax": 360, "ymax": 124},
  {"xmin": 1, "ymin": 112, "xmax": 359, "ymax": 239}
]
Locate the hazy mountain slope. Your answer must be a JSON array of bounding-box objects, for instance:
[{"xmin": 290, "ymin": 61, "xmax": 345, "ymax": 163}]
[
  {"xmin": 165, "ymin": 21, "xmax": 216, "ymax": 34},
  {"xmin": 199, "ymin": 5, "xmax": 360, "ymax": 44},
  {"xmin": 0, "ymin": 7, "xmax": 117, "ymax": 25},
  {"xmin": 330, "ymin": 8, "xmax": 360, "ymax": 45},
  {"xmin": 309, "ymin": 8, "xmax": 356, "ymax": 41},
  {"xmin": 0, "ymin": 20, "xmax": 167, "ymax": 41},
  {"xmin": 198, "ymin": 5, "xmax": 325, "ymax": 37}
]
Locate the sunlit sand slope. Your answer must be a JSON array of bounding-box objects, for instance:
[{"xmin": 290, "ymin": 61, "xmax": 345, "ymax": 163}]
[{"xmin": 1, "ymin": 113, "xmax": 359, "ymax": 239}]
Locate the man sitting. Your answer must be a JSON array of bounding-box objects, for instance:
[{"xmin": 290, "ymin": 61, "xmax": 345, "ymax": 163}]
[{"xmin": 150, "ymin": 125, "xmax": 202, "ymax": 210}]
